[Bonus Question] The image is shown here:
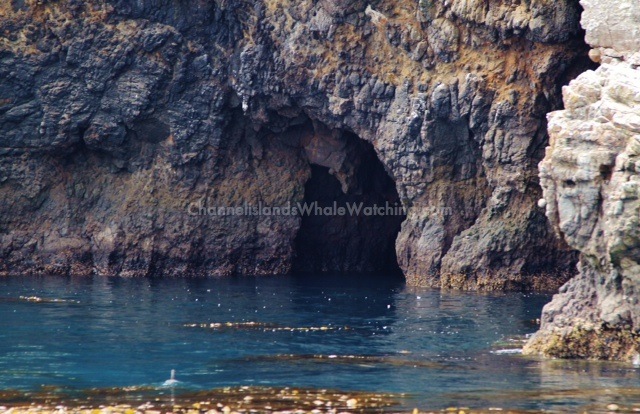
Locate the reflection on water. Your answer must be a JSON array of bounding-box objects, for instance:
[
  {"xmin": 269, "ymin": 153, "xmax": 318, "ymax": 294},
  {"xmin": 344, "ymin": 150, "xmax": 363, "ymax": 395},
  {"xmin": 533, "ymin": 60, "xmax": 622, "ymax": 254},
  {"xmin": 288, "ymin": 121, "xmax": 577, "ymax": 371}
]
[{"xmin": 0, "ymin": 274, "xmax": 638, "ymax": 412}]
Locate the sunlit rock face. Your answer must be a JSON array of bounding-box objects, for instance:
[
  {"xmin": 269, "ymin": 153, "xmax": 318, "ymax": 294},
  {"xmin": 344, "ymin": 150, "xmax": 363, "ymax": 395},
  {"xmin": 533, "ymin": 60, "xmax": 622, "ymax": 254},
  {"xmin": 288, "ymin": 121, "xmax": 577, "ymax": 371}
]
[
  {"xmin": 524, "ymin": 0, "xmax": 640, "ymax": 360},
  {"xmin": 0, "ymin": 0, "xmax": 585, "ymax": 286}
]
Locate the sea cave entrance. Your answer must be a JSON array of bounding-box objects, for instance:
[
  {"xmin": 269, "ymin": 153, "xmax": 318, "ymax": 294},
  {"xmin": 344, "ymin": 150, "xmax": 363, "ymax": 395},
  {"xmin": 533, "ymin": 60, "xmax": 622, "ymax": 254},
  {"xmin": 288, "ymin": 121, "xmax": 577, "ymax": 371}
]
[{"xmin": 292, "ymin": 129, "xmax": 405, "ymax": 277}]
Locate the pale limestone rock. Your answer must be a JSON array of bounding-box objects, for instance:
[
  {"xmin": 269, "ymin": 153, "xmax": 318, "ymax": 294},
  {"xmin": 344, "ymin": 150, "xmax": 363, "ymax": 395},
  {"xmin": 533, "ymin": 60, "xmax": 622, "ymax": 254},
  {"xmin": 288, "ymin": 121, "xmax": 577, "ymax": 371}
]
[
  {"xmin": 525, "ymin": 0, "xmax": 640, "ymax": 360},
  {"xmin": 581, "ymin": 0, "xmax": 640, "ymax": 57}
]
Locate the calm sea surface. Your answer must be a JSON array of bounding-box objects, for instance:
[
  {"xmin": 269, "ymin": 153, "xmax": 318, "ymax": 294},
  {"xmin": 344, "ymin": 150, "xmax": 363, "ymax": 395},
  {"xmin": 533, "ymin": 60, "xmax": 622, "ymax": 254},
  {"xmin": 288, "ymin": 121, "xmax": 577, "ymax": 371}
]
[{"xmin": 0, "ymin": 274, "xmax": 638, "ymax": 412}]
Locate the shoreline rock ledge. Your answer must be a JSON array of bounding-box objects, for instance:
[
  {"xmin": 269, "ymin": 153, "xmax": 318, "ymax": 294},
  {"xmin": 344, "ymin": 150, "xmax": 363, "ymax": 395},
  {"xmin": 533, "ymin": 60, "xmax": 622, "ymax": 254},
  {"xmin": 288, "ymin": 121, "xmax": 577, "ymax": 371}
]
[{"xmin": 524, "ymin": 0, "xmax": 640, "ymax": 361}]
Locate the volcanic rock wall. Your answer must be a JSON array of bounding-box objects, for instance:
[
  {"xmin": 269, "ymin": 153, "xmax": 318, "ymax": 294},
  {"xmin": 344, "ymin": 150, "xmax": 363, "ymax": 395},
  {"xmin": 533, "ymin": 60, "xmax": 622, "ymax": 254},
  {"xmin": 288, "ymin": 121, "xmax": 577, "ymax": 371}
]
[
  {"xmin": 0, "ymin": 0, "xmax": 585, "ymax": 286},
  {"xmin": 524, "ymin": 0, "xmax": 640, "ymax": 360}
]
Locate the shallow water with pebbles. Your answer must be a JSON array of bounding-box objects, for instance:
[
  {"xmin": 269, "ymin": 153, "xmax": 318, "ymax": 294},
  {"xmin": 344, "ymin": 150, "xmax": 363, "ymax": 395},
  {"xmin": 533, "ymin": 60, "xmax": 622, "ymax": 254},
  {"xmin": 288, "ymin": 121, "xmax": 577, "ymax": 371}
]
[{"xmin": 0, "ymin": 274, "xmax": 639, "ymax": 413}]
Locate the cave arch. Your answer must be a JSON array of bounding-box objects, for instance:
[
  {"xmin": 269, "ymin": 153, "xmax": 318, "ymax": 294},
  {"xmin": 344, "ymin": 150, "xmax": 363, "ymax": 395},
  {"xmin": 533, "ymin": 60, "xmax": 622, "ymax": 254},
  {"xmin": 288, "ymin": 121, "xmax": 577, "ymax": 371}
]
[{"xmin": 292, "ymin": 128, "xmax": 405, "ymax": 276}]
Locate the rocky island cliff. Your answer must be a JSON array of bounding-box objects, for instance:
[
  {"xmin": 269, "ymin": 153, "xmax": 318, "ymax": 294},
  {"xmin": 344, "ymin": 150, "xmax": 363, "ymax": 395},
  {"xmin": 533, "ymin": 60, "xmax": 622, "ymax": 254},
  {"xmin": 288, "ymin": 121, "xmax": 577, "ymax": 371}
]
[
  {"xmin": 0, "ymin": 0, "xmax": 586, "ymax": 285},
  {"xmin": 0, "ymin": 0, "xmax": 637, "ymax": 359},
  {"xmin": 524, "ymin": 0, "xmax": 640, "ymax": 361}
]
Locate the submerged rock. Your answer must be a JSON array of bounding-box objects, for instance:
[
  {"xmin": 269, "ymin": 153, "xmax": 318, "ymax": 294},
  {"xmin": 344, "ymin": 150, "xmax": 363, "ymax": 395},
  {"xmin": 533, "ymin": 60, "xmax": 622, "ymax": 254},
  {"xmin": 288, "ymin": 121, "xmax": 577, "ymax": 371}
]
[{"xmin": 0, "ymin": 386, "xmax": 400, "ymax": 413}]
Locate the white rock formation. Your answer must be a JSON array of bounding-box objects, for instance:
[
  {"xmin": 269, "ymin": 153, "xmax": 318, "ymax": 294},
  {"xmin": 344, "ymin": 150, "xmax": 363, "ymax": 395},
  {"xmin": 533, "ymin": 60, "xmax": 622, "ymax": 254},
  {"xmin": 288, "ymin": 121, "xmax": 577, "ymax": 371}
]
[{"xmin": 525, "ymin": 0, "xmax": 640, "ymax": 360}]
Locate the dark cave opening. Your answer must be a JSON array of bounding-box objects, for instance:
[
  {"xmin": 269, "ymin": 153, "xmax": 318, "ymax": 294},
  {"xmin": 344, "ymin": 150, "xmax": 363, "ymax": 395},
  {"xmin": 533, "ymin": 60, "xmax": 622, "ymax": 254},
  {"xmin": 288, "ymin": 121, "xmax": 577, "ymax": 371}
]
[{"xmin": 292, "ymin": 133, "xmax": 405, "ymax": 277}]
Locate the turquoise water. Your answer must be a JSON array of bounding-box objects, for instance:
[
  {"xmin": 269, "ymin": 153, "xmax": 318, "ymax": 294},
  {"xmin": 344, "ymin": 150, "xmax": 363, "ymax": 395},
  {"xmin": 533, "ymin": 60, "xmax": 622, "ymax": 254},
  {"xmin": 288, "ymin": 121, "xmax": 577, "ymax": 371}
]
[{"xmin": 0, "ymin": 274, "xmax": 639, "ymax": 412}]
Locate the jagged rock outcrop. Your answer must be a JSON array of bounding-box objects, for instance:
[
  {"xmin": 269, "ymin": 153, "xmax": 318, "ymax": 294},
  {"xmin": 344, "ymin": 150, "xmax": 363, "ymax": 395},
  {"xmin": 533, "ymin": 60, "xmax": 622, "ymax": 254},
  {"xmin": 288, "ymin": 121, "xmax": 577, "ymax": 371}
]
[
  {"xmin": 0, "ymin": 0, "xmax": 585, "ymax": 286},
  {"xmin": 524, "ymin": 0, "xmax": 640, "ymax": 360}
]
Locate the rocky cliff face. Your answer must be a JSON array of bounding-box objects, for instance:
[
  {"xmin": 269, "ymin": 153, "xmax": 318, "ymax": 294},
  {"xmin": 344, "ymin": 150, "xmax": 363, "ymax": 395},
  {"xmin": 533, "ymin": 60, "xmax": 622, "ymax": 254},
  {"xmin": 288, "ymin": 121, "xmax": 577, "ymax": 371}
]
[
  {"xmin": 524, "ymin": 0, "xmax": 640, "ymax": 360},
  {"xmin": 0, "ymin": 0, "xmax": 586, "ymax": 286}
]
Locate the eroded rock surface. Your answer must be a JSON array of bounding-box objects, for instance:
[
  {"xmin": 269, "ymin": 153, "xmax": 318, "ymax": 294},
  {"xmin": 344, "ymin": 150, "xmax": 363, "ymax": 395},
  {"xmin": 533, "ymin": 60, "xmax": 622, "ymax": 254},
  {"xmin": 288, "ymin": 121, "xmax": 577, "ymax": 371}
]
[
  {"xmin": 0, "ymin": 0, "xmax": 585, "ymax": 286},
  {"xmin": 524, "ymin": 0, "xmax": 640, "ymax": 360}
]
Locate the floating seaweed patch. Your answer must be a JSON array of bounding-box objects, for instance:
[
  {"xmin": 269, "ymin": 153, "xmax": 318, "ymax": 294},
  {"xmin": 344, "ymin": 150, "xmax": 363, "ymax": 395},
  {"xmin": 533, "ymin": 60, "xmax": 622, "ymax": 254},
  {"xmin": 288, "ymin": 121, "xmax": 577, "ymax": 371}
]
[
  {"xmin": 11, "ymin": 296, "xmax": 81, "ymax": 304},
  {"xmin": 183, "ymin": 322, "xmax": 351, "ymax": 332},
  {"xmin": 2, "ymin": 385, "xmax": 638, "ymax": 413},
  {"xmin": 232, "ymin": 353, "xmax": 447, "ymax": 370},
  {"xmin": 0, "ymin": 389, "xmax": 26, "ymax": 404}
]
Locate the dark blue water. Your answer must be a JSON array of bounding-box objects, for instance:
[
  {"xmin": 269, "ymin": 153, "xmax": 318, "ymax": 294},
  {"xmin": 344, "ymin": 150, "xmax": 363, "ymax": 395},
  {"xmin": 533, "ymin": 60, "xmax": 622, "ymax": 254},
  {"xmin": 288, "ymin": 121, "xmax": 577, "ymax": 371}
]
[{"xmin": 0, "ymin": 275, "xmax": 639, "ymax": 411}]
